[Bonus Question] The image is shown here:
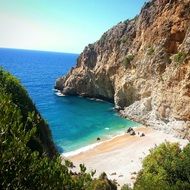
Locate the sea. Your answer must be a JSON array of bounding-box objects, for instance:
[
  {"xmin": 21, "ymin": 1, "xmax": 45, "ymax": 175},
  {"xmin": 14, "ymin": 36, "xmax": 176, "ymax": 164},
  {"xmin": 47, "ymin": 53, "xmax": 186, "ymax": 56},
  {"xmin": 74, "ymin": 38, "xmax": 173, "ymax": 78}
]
[{"xmin": 0, "ymin": 48, "xmax": 139, "ymax": 155}]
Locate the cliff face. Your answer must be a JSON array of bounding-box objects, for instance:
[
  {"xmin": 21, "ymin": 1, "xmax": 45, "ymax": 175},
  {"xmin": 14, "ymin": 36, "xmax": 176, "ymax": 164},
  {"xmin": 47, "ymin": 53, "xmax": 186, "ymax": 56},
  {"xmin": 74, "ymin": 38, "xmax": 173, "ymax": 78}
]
[{"xmin": 56, "ymin": 0, "xmax": 190, "ymax": 139}]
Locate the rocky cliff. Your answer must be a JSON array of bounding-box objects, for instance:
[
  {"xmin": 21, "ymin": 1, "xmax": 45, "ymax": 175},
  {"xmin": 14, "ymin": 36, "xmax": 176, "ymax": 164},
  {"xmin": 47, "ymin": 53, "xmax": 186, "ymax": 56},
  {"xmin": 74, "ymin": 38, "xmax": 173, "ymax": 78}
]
[{"xmin": 56, "ymin": 0, "xmax": 190, "ymax": 139}]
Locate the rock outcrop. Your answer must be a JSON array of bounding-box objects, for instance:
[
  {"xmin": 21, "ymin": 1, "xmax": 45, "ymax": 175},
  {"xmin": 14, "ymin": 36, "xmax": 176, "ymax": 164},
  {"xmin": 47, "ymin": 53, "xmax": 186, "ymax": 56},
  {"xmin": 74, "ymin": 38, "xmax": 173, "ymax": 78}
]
[{"xmin": 56, "ymin": 0, "xmax": 190, "ymax": 139}]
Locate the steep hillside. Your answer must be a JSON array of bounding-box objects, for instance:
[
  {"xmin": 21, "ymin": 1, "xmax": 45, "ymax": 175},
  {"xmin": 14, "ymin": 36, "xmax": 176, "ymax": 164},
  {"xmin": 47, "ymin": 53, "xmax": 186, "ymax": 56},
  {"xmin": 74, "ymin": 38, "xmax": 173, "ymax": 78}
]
[
  {"xmin": 55, "ymin": 0, "xmax": 190, "ymax": 139},
  {"xmin": 0, "ymin": 68, "xmax": 57, "ymax": 157}
]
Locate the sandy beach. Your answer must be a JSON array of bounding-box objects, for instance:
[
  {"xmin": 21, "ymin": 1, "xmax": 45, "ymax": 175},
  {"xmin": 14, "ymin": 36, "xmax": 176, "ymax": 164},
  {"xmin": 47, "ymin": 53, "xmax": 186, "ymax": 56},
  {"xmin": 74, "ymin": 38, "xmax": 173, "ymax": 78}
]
[{"xmin": 62, "ymin": 126, "xmax": 189, "ymax": 188}]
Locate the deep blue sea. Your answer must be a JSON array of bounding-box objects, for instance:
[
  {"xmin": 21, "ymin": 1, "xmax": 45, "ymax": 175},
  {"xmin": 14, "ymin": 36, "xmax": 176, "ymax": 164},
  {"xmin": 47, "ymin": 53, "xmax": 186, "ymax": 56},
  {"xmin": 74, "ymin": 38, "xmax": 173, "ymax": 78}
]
[{"xmin": 0, "ymin": 48, "xmax": 138, "ymax": 154}]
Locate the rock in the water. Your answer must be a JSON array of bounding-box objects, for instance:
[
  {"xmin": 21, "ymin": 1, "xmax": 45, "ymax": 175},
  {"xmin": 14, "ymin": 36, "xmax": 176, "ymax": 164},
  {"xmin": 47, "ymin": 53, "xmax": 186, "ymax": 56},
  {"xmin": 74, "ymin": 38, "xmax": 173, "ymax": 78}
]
[{"xmin": 97, "ymin": 137, "xmax": 101, "ymax": 141}]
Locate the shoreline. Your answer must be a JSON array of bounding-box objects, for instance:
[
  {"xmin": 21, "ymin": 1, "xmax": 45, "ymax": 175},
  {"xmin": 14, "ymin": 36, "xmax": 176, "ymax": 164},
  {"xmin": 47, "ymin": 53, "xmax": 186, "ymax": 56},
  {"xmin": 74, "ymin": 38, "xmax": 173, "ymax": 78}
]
[
  {"xmin": 62, "ymin": 126, "xmax": 189, "ymax": 188},
  {"xmin": 61, "ymin": 124, "xmax": 141, "ymax": 157}
]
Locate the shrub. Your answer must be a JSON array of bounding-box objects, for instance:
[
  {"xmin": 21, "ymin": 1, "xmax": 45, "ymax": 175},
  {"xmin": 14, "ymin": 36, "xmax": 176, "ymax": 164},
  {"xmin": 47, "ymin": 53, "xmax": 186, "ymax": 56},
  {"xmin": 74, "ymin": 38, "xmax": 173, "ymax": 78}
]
[
  {"xmin": 133, "ymin": 142, "xmax": 190, "ymax": 190},
  {"xmin": 173, "ymin": 52, "xmax": 187, "ymax": 64},
  {"xmin": 122, "ymin": 37, "xmax": 128, "ymax": 43},
  {"xmin": 0, "ymin": 67, "xmax": 57, "ymax": 157},
  {"xmin": 121, "ymin": 184, "xmax": 132, "ymax": 190},
  {"xmin": 124, "ymin": 19, "xmax": 130, "ymax": 25},
  {"xmin": 123, "ymin": 54, "xmax": 134, "ymax": 68},
  {"xmin": 147, "ymin": 46, "xmax": 154, "ymax": 56}
]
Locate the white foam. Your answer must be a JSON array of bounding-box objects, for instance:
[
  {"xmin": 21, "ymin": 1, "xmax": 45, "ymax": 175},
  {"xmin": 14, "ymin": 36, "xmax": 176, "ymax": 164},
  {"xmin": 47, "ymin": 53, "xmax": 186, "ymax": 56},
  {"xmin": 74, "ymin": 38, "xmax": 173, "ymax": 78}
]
[
  {"xmin": 54, "ymin": 90, "xmax": 65, "ymax": 97},
  {"xmin": 62, "ymin": 141, "xmax": 103, "ymax": 157},
  {"xmin": 53, "ymin": 88, "xmax": 58, "ymax": 92},
  {"xmin": 105, "ymin": 127, "xmax": 110, "ymax": 130},
  {"xmin": 87, "ymin": 97, "xmax": 104, "ymax": 102}
]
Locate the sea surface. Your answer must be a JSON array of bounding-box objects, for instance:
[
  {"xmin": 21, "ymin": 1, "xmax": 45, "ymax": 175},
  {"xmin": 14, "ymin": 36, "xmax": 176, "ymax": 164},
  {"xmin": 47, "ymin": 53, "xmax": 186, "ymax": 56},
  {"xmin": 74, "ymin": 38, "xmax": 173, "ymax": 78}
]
[{"xmin": 0, "ymin": 48, "xmax": 138, "ymax": 153}]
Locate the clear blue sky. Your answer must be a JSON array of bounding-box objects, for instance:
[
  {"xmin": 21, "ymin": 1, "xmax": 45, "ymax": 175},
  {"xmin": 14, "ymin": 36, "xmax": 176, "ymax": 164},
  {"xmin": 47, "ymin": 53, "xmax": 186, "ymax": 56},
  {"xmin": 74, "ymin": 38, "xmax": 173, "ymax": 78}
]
[{"xmin": 0, "ymin": 0, "xmax": 147, "ymax": 53}]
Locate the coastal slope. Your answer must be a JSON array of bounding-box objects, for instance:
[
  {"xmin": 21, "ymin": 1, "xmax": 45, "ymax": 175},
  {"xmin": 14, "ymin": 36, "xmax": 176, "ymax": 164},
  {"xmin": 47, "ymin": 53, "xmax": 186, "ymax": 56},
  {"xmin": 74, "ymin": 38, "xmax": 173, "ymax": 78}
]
[
  {"xmin": 56, "ymin": 0, "xmax": 190, "ymax": 139},
  {"xmin": 0, "ymin": 68, "xmax": 57, "ymax": 157}
]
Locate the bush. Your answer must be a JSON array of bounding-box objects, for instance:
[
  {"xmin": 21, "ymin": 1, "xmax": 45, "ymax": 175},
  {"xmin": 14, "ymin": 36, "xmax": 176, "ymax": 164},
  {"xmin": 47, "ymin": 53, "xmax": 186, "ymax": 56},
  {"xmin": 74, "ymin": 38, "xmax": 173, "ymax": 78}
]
[
  {"xmin": 121, "ymin": 184, "xmax": 132, "ymax": 190},
  {"xmin": 122, "ymin": 37, "xmax": 128, "ymax": 44},
  {"xmin": 133, "ymin": 142, "xmax": 190, "ymax": 190},
  {"xmin": 147, "ymin": 46, "xmax": 154, "ymax": 56},
  {"xmin": 173, "ymin": 52, "xmax": 187, "ymax": 64},
  {"xmin": 124, "ymin": 19, "xmax": 130, "ymax": 25},
  {"xmin": 0, "ymin": 68, "xmax": 57, "ymax": 157},
  {"xmin": 123, "ymin": 54, "xmax": 134, "ymax": 68}
]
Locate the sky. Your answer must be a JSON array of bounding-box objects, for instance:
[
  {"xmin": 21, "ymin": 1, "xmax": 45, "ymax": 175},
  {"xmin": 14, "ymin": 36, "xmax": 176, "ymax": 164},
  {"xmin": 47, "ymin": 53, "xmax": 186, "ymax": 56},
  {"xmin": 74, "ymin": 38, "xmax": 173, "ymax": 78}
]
[{"xmin": 0, "ymin": 0, "xmax": 147, "ymax": 53}]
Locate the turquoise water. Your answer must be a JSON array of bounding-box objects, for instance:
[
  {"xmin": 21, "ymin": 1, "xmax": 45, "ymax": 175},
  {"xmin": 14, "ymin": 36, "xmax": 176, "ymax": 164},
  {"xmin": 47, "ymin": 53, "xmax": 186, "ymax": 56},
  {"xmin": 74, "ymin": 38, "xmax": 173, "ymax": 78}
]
[{"xmin": 0, "ymin": 48, "xmax": 138, "ymax": 153}]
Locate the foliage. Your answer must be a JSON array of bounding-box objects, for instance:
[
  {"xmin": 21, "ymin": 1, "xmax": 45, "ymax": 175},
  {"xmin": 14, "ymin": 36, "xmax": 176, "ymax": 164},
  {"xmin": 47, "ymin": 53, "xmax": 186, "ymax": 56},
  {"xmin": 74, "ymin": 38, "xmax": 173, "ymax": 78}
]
[
  {"xmin": 87, "ymin": 173, "xmax": 117, "ymax": 190},
  {"xmin": 123, "ymin": 54, "xmax": 134, "ymax": 68},
  {"xmin": 0, "ymin": 68, "xmax": 117, "ymax": 189},
  {"xmin": 124, "ymin": 19, "xmax": 130, "ymax": 25},
  {"xmin": 121, "ymin": 184, "xmax": 132, "ymax": 190},
  {"xmin": 173, "ymin": 52, "xmax": 187, "ymax": 64},
  {"xmin": 0, "ymin": 67, "xmax": 56, "ymax": 157},
  {"xmin": 122, "ymin": 37, "xmax": 128, "ymax": 44},
  {"xmin": 147, "ymin": 46, "xmax": 155, "ymax": 56},
  {"xmin": 133, "ymin": 142, "xmax": 190, "ymax": 190}
]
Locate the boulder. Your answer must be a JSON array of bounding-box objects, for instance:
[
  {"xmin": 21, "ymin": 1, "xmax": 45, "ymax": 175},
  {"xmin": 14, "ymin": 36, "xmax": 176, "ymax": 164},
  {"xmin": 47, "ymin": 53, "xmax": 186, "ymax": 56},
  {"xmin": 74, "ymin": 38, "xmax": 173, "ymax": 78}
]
[
  {"xmin": 129, "ymin": 130, "xmax": 136, "ymax": 136},
  {"xmin": 126, "ymin": 127, "xmax": 134, "ymax": 133},
  {"xmin": 140, "ymin": 133, "xmax": 145, "ymax": 137}
]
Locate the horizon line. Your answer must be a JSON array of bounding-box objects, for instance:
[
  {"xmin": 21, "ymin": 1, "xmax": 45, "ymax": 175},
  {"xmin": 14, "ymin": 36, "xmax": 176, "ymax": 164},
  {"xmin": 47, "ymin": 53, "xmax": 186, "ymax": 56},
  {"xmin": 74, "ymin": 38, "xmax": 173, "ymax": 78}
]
[{"xmin": 0, "ymin": 47, "xmax": 80, "ymax": 55}]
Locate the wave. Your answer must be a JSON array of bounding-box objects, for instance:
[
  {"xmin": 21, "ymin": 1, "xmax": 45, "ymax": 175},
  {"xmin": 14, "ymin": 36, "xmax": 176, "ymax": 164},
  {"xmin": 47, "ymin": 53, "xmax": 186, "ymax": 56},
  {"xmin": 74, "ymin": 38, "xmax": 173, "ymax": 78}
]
[
  {"xmin": 53, "ymin": 89, "xmax": 65, "ymax": 97},
  {"xmin": 87, "ymin": 97, "xmax": 104, "ymax": 102},
  {"xmin": 61, "ymin": 141, "xmax": 103, "ymax": 157}
]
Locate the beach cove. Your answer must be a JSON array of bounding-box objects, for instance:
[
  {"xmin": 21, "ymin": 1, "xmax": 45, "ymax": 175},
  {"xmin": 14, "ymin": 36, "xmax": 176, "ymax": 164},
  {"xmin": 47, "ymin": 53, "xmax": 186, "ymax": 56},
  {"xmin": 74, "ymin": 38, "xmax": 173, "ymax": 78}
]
[{"xmin": 63, "ymin": 126, "xmax": 189, "ymax": 188}]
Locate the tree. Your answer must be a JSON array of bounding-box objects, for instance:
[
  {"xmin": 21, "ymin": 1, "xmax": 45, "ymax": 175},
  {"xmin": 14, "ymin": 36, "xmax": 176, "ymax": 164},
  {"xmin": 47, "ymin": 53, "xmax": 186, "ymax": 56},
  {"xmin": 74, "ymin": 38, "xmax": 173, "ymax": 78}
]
[{"xmin": 133, "ymin": 142, "xmax": 190, "ymax": 190}]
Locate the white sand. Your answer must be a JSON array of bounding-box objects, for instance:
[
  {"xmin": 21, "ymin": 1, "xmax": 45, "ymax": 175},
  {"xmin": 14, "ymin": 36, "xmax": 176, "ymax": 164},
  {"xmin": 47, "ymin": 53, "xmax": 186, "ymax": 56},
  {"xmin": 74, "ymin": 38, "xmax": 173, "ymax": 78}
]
[{"xmin": 62, "ymin": 126, "xmax": 188, "ymax": 189}]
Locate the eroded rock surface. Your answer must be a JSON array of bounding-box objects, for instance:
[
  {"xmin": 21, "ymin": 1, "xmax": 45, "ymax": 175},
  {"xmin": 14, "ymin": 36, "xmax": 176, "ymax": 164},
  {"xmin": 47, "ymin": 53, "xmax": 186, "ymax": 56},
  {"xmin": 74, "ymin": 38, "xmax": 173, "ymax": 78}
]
[{"xmin": 56, "ymin": 0, "xmax": 190, "ymax": 139}]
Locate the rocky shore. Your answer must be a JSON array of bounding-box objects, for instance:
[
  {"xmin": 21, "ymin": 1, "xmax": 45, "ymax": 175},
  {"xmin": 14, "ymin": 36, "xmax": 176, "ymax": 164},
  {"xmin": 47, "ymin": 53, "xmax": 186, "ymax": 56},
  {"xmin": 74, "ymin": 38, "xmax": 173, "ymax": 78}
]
[{"xmin": 56, "ymin": 0, "xmax": 190, "ymax": 139}]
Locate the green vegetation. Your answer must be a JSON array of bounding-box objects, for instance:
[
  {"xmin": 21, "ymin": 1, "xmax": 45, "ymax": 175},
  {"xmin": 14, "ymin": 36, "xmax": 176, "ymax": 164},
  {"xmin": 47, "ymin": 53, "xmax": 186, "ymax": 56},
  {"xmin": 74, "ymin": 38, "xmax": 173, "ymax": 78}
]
[
  {"xmin": 121, "ymin": 184, "xmax": 132, "ymax": 190},
  {"xmin": 123, "ymin": 19, "xmax": 130, "ymax": 25},
  {"xmin": 0, "ymin": 68, "xmax": 56, "ymax": 157},
  {"xmin": 123, "ymin": 54, "xmax": 134, "ymax": 68},
  {"xmin": 122, "ymin": 37, "xmax": 128, "ymax": 44},
  {"xmin": 122, "ymin": 142, "xmax": 190, "ymax": 190},
  {"xmin": 0, "ymin": 68, "xmax": 117, "ymax": 190},
  {"xmin": 88, "ymin": 172, "xmax": 117, "ymax": 190},
  {"xmin": 147, "ymin": 46, "xmax": 155, "ymax": 56},
  {"xmin": 173, "ymin": 52, "xmax": 187, "ymax": 64}
]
